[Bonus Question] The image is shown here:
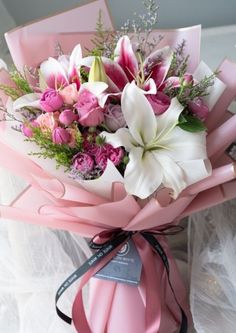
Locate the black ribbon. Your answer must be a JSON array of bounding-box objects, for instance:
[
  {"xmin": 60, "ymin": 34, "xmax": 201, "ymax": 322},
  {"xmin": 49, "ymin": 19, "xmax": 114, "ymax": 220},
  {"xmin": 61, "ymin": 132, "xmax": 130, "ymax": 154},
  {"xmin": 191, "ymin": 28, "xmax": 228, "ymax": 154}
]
[{"xmin": 55, "ymin": 228, "xmax": 187, "ymax": 333}]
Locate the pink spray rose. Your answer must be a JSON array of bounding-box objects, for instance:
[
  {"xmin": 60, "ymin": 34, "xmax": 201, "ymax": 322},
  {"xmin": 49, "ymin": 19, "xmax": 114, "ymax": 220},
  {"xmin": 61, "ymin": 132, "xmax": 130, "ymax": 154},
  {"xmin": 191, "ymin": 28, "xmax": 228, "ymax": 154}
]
[
  {"xmin": 52, "ymin": 127, "xmax": 71, "ymax": 145},
  {"xmin": 72, "ymin": 152, "xmax": 94, "ymax": 174},
  {"xmin": 104, "ymin": 104, "xmax": 126, "ymax": 131},
  {"xmin": 59, "ymin": 109, "xmax": 78, "ymax": 126},
  {"xmin": 76, "ymin": 89, "xmax": 104, "ymax": 127},
  {"xmin": 95, "ymin": 144, "xmax": 124, "ymax": 171},
  {"xmin": 59, "ymin": 83, "xmax": 79, "ymax": 105},
  {"xmin": 146, "ymin": 92, "xmax": 171, "ymax": 115},
  {"xmin": 36, "ymin": 112, "xmax": 59, "ymax": 132},
  {"xmin": 188, "ymin": 98, "xmax": 209, "ymax": 120},
  {"xmin": 40, "ymin": 88, "xmax": 64, "ymax": 112}
]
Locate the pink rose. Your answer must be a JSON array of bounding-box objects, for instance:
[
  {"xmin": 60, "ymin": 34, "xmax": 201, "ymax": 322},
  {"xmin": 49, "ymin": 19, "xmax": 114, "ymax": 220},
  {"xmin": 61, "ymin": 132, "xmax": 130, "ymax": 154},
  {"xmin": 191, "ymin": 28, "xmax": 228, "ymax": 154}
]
[
  {"xmin": 104, "ymin": 104, "xmax": 126, "ymax": 131},
  {"xmin": 95, "ymin": 144, "xmax": 123, "ymax": 170},
  {"xmin": 72, "ymin": 153, "xmax": 94, "ymax": 174},
  {"xmin": 40, "ymin": 88, "xmax": 64, "ymax": 112},
  {"xmin": 59, "ymin": 83, "xmax": 79, "ymax": 105},
  {"xmin": 36, "ymin": 112, "xmax": 59, "ymax": 132},
  {"xmin": 76, "ymin": 89, "xmax": 104, "ymax": 127},
  {"xmin": 183, "ymin": 74, "xmax": 194, "ymax": 86},
  {"xmin": 188, "ymin": 98, "xmax": 209, "ymax": 120},
  {"xmin": 146, "ymin": 92, "xmax": 171, "ymax": 115},
  {"xmin": 59, "ymin": 109, "xmax": 78, "ymax": 126},
  {"xmin": 52, "ymin": 127, "xmax": 71, "ymax": 145}
]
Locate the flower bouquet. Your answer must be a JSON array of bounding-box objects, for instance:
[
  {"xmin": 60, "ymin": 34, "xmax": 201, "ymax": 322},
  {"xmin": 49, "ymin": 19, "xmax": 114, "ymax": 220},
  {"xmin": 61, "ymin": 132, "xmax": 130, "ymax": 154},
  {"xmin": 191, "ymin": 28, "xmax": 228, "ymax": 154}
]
[{"xmin": 1, "ymin": 1, "xmax": 236, "ymax": 332}]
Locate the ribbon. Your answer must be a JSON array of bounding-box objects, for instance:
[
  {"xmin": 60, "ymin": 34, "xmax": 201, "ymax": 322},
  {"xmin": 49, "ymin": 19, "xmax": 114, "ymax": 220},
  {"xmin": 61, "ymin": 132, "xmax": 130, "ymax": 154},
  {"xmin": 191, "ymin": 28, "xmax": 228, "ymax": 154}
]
[{"xmin": 55, "ymin": 227, "xmax": 187, "ymax": 333}]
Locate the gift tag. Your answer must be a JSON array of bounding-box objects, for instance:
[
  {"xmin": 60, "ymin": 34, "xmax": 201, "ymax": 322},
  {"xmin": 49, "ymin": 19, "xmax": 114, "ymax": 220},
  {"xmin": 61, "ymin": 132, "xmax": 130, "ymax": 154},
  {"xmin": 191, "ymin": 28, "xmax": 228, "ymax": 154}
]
[{"xmin": 95, "ymin": 240, "xmax": 142, "ymax": 285}]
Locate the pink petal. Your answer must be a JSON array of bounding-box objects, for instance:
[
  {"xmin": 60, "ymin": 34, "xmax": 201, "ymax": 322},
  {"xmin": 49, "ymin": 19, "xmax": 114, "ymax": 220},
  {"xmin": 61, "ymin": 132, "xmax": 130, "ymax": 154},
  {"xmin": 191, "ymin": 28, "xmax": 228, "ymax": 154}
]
[
  {"xmin": 114, "ymin": 36, "xmax": 139, "ymax": 82},
  {"xmin": 144, "ymin": 46, "xmax": 173, "ymax": 88},
  {"xmin": 40, "ymin": 57, "xmax": 69, "ymax": 89}
]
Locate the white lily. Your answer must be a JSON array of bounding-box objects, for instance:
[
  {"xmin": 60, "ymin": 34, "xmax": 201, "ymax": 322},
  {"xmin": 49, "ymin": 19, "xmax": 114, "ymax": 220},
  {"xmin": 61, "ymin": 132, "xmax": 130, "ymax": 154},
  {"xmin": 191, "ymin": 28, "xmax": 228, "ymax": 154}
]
[{"xmin": 102, "ymin": 81, "xmax": 211, "ymax": 199}]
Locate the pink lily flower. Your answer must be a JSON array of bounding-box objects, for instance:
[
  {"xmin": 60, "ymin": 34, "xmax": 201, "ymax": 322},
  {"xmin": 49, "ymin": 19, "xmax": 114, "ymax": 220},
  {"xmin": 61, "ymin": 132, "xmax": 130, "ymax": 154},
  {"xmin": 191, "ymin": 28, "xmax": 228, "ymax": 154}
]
[
  {"xmin": 40, "ymin": 44, "xmax": 82, "ymax": 90},
  {"xmin": 81, "ymin": 36, "xmax": 173, "ymax": 99}
]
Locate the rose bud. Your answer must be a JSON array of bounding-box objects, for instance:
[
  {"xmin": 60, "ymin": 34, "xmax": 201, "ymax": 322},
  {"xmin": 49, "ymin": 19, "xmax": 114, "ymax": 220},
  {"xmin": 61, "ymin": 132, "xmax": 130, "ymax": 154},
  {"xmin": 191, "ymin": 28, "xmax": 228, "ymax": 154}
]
[
  {"xmin": 59, "ymin": 109, "xmax": 78, "ymax": 126},
  {"xmin": 183, "ymin": 74, "xmax": 194, "ymax": 86},
  {"xmin": 52, "ymin": 127, "xmax": 71, "ymax": 145},
  {"xmin": 40, "ymin": 88, "xmax": 64, "ymax": 112},
  {"xmin": 72, "ymin": 152, "xmax": 94, "ymax": 174}
]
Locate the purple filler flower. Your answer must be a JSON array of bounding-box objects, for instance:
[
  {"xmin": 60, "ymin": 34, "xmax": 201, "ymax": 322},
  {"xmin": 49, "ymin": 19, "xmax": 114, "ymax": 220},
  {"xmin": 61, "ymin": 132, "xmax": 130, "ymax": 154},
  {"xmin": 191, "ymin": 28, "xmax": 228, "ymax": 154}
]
[
  {"xmin": 52, "ymin": 127, "xmax": 71, "ymax": 144},
  {"xmin": 40, "ymin": 88, "xmax": 64, "ymax": 112},
  {"xmin": 72, "ymin": 153, "xmax": 94, "ymax": 174}
]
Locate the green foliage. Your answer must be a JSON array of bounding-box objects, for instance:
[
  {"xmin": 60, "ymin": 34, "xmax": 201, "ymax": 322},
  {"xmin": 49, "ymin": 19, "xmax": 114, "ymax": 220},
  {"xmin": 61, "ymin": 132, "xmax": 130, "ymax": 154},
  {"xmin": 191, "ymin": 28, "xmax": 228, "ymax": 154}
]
[
  {"xmin": 27, "ymin": 127, "xmax": 83, "ymax": 169},
  {"xmin": 10, "ymin": 68, "xmax": 33, "ymax": 94},
  {"xmin": 0, "ymin": 84, "xmax": 22, "ymax": 100},
  {"xmin": 178, "ymin": 114, "xmax": 206, "ymax": 132}
]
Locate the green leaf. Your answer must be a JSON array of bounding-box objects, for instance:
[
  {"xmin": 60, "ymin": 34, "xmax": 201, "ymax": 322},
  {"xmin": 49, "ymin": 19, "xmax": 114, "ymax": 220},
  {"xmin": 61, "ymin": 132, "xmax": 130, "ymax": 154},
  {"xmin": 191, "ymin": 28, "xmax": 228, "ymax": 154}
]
[{"xmin": 178, "ymin": 114, "xmax": 206, "ymax": 132}]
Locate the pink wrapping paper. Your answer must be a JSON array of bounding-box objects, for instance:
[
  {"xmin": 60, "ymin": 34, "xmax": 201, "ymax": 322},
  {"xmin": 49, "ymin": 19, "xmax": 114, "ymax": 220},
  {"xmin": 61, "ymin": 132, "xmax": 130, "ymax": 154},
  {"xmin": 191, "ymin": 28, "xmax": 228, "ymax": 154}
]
[{"xmin": 1, "ymin": 2, "xmax": 236, "ymax": 332}]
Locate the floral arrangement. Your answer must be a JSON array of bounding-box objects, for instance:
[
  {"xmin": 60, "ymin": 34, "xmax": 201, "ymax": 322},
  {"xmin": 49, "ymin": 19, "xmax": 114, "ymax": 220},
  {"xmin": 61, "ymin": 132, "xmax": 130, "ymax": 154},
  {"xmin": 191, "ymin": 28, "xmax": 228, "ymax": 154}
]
[
  {"xmin": 1, "ymin": 1, "xmax": 236, "ymax": 333},
  {"xmin": 1, "ymin": 1, "xmax": 216, "ymax": 200}
]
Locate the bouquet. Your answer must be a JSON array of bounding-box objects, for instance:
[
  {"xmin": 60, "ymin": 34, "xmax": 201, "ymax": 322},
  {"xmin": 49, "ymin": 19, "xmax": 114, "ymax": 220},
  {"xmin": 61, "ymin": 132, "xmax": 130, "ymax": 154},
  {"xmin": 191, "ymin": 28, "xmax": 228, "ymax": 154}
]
[{"xmin": 1, "ymin": 1, "xmax": 236, "ymax": 332}]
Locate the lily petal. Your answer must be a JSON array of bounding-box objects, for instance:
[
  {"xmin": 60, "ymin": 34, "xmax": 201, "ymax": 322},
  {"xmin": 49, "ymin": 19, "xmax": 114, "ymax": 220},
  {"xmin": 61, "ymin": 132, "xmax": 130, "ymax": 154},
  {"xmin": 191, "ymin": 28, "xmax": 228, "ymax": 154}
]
[
  {"xmin": 144, "ymin": 46, "xmax": 173, "ymax": 88},
  {"xmin": 121, "ymin": 81, "xmax": 157, "ymax": 146},
  {"xmin": 124, "ymin": 147, "xmax": 163, "ymax": 199},
  {"xmin": 114, "ymin": 36, "xmax": 139, "ymax": 82},
  {"xmin": 81, "ymin": 82, "xmax": 108, "ymax": 97},
  {"xmin": 142, "ymin": 78, "xmax": 157, "ymax": 95},
  {"xmin": 40, "ymin": 57, "xmax": 69, "ymax": 89},
  {"xmin": 156, "ymin": 97, "xmax": 184, "ymax": 138},
  {"xmin": 101, "ymin": 128, "xmax": 134, "ymax": 152},
  {"xmin": 156, "ymin": 153, "xmax": 186, "ymax": 199},
  {"xmin": 159, "ymin": 126, "xmax": 208, "ymax": 161},
  {"xmin": 13, "ymin": 93, "xmax": 42, "ymax": 110},
  {"xmin": 178, "ymin": 159, "xmax": 212, "ymax": 186},
  {"xmin": 68, "ymin": 44, "xmax": 82, "ymax": 89}
]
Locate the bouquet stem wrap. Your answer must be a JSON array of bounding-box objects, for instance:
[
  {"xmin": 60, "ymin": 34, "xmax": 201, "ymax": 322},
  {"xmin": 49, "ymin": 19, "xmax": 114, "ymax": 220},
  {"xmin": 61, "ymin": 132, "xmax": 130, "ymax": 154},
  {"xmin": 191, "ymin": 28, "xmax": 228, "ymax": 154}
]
[{"xmin": 56, "ymin": 229, "xmax": 188, "ymax": 333}]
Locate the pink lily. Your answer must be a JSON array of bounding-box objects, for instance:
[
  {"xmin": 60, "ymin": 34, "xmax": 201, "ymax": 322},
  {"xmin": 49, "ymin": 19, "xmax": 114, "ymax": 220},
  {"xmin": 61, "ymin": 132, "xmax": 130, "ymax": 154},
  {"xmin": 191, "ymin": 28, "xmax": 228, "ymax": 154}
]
[
  {"xmin": 40, "ymin": 44, "xmax": 82, "ymax": 90},
  {"xmin": 81, "ymin": 36, "xmax": 173, "ymax": 94}
]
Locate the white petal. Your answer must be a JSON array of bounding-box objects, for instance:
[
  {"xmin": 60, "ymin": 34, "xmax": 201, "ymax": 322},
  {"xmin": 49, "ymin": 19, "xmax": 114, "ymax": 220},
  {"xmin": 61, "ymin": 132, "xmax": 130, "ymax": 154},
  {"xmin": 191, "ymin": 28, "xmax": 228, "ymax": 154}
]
[
  {"xmin": 0, "ymin": 59, "xmax": 7, "ymax": 71},
  {"xmin": 99, "ymin": 92, "xmax": 121, "ymax": 108},
  {"xmin": 156, "ymin": 153, "xmax": 186, "ymax": 199},
  {"xmin": 159, "ymin": 126, "xmax": 207, "ymax": 161},
  {"xmin": 178, "ymin": 159, "xmax": 212, "ymax": 186},
  {"xmin": 121, "ymin": 81, "xmax": 157, "ymax": 146},
  {"xmin": 156, "ymin": 97, "xmax": 184, "ymax": 138},
  {"xmin": 124, "ymin": 147, "xmax": 163, "ymax": 199},
  {"xmin": 81, "ymin": 82, "xmax": 108, "ymax": 97},
  {"xmin": 101, "ymin": 128, "xmax": 134, "ymax": 151},
  {"xmin": 142, "ymin": 78, "xmax": 157, "ymax": 95},
  {"xmin": 69, "ymin": 44, "xmax": 82, "ymax": 71},
  {"xmin": 40, "ymin": 57, "xmax": 69, "ymax": 88},
  {"xmin": 13, "ymin": 93, "xmax": 42, "ymax": 110}
]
